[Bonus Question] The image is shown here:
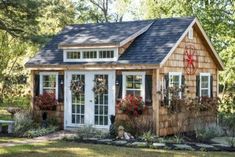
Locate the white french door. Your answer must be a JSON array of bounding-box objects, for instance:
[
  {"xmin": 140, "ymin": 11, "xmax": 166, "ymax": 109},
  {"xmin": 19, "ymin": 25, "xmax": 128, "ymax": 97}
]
[{"xmin": 64, "ymin": 71, "xmax": 115, "ymax": 129}]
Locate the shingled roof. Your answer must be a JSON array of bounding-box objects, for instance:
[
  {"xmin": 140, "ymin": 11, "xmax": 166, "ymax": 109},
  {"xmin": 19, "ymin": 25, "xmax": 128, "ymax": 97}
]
[{"xmin": 26, "ymin": 17, "xmax": 195, "ymax": 66}]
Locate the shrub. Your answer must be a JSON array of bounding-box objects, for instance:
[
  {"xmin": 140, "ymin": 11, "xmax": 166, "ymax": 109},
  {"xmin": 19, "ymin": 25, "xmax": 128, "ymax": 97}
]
[
  {"xmin": 117, "ymin": 95, "xmax": 145, "ymax": 117},
  {"xmin": 34, "ymin": 93, "xmax": 58, "ymax": 110},
  {"xmin": 195, "ymin": 126, "xmax": 221, "ymax": 142},
  {"xmin": 114, "ymin": 117, "xmax": 153, "ymax": 136},
  {"xmin": 142, "ymin": 131, "xmax": 154, "ymax": 146},
  {"xmin": 23, "ymin": 126, "xmax": 58, "ymax": 138},
  {"xmin": 77, "ymin": 125, "xmax": 108, "ymax": 140},
  {"xmin": 14, "ymin": 110, "xmax": 34, "ymax": 136}
]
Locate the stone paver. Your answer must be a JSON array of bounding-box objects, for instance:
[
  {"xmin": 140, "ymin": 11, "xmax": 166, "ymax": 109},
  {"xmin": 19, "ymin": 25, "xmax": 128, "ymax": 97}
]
[
  {"xmin": 131, "ymin": 142, "xmax": 147, "ymax": 147},
  {"xmin": 114, "ymin": 140, "xmax": 127, "ymax": 145},
  {"xmin": 153, "ymin": 143, "xmax": 166, "ymax": 147},
  {"xmin": 174, "ymin": 144, "xmax": 193, "ymax": 150},
  {"xmin": 195, "ymin": 143, "xmax": 214, "ymax": 148}
]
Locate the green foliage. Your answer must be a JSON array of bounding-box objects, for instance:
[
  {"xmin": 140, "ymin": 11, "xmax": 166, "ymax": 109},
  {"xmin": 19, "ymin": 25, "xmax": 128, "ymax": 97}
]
[
  {"xmin": 195, "ymin": 126, "xmax": 222, "ymax": 142},
  {"xmin": 77, "ymin": 125, "xmax": 108, "ymax": 140},
  {"xmin": 23, "ymin": 126, "xmax": 58, "ymax": 138},
  {"xmin": 142, "ymin": 131, "xmax": 154, "ymax": 145},
  {"xmin": 14, "ymin": 110, "xmax": 34, "ymax": 136},
  {"xmin": 219, "ymin": 93, "xmax": 235, "ymax": 140}
]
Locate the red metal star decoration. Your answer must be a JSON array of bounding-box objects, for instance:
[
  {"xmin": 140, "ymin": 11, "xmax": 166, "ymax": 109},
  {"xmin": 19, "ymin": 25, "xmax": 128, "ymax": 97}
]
[{"xmin": 183, "ymin": 45, "xmax": 198, "ymax": 75}]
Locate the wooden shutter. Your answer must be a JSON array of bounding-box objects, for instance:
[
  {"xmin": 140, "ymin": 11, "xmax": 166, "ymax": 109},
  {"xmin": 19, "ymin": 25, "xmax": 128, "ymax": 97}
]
[
  {"xmin": 58, "ymin": 74, "xmax": 64, "ymax": 102},
  {"xmin": 196, "ymin": 75, "xmax": 200, "ymax": 97},
  {"xmin": 181, "ymin": 75, "xmax": 185, "ymax": 96},
  {"xmin": 34, "ymin": 74, "xmax": 40, "ymax": 96},
  {"xmin": 145, "ymin": 75, "xmax": 152, "ymax": 106},
  {"xmin": 116, "ymin": 75, "xmax": 122, "ymax": 100},
  {"xmin": 210, "ymin": 75, "xmax": 213, "ymax": 97},
  {"xmin": 164, "ymin": 73, "xmax": 169, "ymax": 105}
]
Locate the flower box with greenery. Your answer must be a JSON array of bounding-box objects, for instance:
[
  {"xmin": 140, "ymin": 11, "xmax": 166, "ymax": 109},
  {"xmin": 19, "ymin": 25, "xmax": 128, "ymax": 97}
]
[
  {"xmin": 117, "ymin": 95, "xmax": 146, "ymax": 117},
  {"xmin": 34, "ymin": 93, "xmax": 58, "ymax": 111}
]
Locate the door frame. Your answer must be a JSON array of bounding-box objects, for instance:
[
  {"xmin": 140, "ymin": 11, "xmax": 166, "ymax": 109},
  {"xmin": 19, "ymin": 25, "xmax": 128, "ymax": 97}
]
[{"xmin": 64, "ymin": 70, "xmax": 116, "ymax": 130}]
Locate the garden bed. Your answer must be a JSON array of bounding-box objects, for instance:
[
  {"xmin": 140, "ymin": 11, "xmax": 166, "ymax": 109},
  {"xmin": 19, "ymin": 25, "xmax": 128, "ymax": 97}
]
[{"xmin": 63, "ymin": 136, "xmax": 235, "ymax": 152}]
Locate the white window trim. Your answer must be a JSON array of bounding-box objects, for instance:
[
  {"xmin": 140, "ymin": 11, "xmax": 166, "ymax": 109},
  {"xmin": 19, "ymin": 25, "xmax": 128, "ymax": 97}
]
[
  {"xmin": 122, "ymin": 72, "xmax": 146, "ymax": 101},
  {"xmin": 169, "ymin": 72, "xmax": 182, "ymax": 98},
  {"xmin": 39, "ymin": 72, "xmax": 59, "ymax": 99},
  {"xmin": 199, "ymin": 73, "xmax": 211, "ymax": 97},
  {"xmin": 63, "ymin": 48, "xmax": 118, "ymax": 62}
]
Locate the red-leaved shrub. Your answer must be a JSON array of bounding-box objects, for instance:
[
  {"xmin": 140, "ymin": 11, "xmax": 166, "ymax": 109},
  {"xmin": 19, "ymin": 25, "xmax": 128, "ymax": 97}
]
[
  {"xmin": 117, "ymin": 95, "xmax": 146, "ymax": 117},
  {"xmin": 34, "ymin": 93, "xmax": 58, "ymax": 110}
]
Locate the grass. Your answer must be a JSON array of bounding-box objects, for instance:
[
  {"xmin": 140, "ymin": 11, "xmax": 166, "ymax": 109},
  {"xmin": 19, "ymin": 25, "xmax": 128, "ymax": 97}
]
[
  {"xmin": 0, "ymin": 137, "xmax": 28, "ymax": 144},
  {"xmin": 0, "ymin": 140, "xmax": 234, "ymax": 157}
]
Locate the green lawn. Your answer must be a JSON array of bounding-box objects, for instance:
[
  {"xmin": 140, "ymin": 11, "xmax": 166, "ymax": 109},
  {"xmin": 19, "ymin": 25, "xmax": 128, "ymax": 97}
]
[{"xmin": 0, "ymin": 141, "xmax": 234, "ymax": 157}]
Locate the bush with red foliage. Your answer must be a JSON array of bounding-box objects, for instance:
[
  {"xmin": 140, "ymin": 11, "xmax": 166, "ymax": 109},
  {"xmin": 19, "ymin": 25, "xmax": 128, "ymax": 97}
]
[
  {"xmin": 117, "ymin": 95, "xmax": 146, "ymax": 117},
  {"xmin": 34, "ymin": 93, "xmax": 58, "ymax": 110}
]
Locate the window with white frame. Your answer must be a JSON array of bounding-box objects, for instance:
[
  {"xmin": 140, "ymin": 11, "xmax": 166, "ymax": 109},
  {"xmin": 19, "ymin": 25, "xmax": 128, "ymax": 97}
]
[
  {"xmin": 39, "ymin": 72, "xmax": 58, "ymax": 99},
  {"xmin": 67, "ymin": 51, "xmax": 81, "ymax": 59},
  {"xmin": 83, "ymin": 51, "xmax": 97, "ymax": 59},
  {"xmin": 169, "ymin": 72, "xmax": 182, "ymax": 98},
  {"xmin": 200, "ymin": 73, "xmax": 211, "ymax": 97},
  {"xmin": 63, "ymin": 48, "xmax": 117, "ymax": 62},
  {"xmin": 99, "ymin": 50, "xmax": 114, "ymax": 58},
  {"xmin": 122, "ymin": 72, "xmax": 145, "ymax": 100}
]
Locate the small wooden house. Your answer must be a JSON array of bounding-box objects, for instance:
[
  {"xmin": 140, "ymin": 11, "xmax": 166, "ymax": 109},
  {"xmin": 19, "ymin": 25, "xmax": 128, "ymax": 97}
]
[{"xmin": 25, "ymin": 17, "xmax": 224, "ymax": 136}]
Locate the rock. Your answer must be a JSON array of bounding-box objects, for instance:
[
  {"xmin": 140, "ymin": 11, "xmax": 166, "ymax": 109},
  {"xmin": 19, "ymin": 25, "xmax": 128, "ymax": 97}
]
[
  {"xmin": 174, "ymin": 144, "xmax": 193, "ymax": 150},
  {"xmin": 97, "ymin": 139, "xmax": 113, "ymax": 144},
  {"xmin": 153, "ymin": 143, "xmax": 166, "ymax": 147},
  {"xmin": 114, "ymin": 140, "xmax": 128, "ymax": 146},
  {"xmin": 131, "ymin": 142, "xmax": 147, "ymax": 147},
  {"xmin": 195, "ymin": 143, "xmax": 214, "ymax": 148}
]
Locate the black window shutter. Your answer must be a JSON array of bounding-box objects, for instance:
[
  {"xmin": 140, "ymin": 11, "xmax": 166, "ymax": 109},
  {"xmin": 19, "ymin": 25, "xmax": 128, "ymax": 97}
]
[
  {"xmin": 58, "ymin": 74, "xmax": 64, "ymax": 102},
  {"xmin": 164, "ymin": 73, "xmax": 169, "ymax": 105},
  {"xmin": 145, "ymin": 75, "xmax": 152, "ymax": 106},
  {"xmin": 210, "ymin": 75, "xmax": 213, "ymax": 97},
  {"xmin": 116, "ymin": 75, "xmax": 122, "ymax": 100},
  {"xmin": 196, "ymin": 75, "xmax": 200, "ymax": 97},
  {"xmin": 181, "ymin": 75, "xmax": 185, "ymax": 96},
  {"xmin": 34, "ymin": 74, "xmax": 40, "ymax": 96}
]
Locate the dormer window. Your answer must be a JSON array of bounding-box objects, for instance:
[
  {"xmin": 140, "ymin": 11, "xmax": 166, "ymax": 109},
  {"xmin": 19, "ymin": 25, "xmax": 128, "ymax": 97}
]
[
  {"xmin": 67, "ymin": 51, "xmax": 81, "ymax": 59},
  {"xmin": 63, "ymin": 48, "xmax": 118, "ymax": 62}
]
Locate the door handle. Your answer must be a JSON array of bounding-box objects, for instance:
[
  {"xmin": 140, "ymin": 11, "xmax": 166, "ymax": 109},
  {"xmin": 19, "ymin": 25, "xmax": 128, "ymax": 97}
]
[{"xmin": 89, "ymin": 100, "xmax": 92, "ymax": 102}]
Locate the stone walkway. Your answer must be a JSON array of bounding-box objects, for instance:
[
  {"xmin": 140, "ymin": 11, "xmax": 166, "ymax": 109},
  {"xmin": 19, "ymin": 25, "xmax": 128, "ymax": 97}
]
[{"xmin": 0, "ymin": 130, "xmax": 76, "ymax": 147}]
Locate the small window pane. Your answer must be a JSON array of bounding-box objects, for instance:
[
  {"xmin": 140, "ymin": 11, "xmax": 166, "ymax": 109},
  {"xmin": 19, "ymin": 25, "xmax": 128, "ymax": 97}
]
[
  {"xmin": 201, "ymin": 89, "xmax": 209, "ymax": 96},
  {"xmin": 83, "ymin": 51, "xmax": 97, "ymax": 59},
  {"xmin": 99, "ymin": 50, "xmax": 114, "ymax": 58},
  {"xmin": 67, "ymin": 51, "xmax": 80, "ymax": 59}
]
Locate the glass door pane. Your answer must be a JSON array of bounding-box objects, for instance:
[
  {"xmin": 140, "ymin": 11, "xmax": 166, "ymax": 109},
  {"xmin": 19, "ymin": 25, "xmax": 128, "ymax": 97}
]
[
  {"xmin": 94, "ymin": 74, "xmax": 109, "ymax": 126},
  {"xmin": 71, "ymin": 74, "xmax": 85, "ymax": 124}
]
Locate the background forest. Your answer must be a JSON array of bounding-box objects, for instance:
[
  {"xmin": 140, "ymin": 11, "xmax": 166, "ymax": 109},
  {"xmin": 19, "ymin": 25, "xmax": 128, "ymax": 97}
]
[{"xmin": 0, "ymin": 0, "xmax": 234, "ymax": 107}]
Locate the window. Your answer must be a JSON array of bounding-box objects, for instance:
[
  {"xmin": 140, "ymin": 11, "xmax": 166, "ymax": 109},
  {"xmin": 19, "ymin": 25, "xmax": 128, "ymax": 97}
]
[
  {"xmin": 122, "ymin": 72, "xmax": 145, "ymax": 100},
  {"xmin": 83, "ymin": 51, "xmax": 97, "ymax": 59},
  {"xmin": 169, "ymin": 72, "xmax": 182, "ymax": 98},
  {"xmin": 99, "ymin": 50, "xmax": 114, "ymax": 58},
  {"xmin": 200, "ymin": 73, "xmax": 211, "ymax": 97},
  {"xmin": 67, "ymin": 51, "xmax": 80, "ymax": 59},
  {"xmin": 188, "ymin": 27, "xmax": 193, "ymax": 39},
  {"xmin": 39, "ymin": 72, "xmax": 58, "ymax": 99},
  {"xmin": 63, "ymin": 48, "xmax": 118, "ymax": 62}
]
